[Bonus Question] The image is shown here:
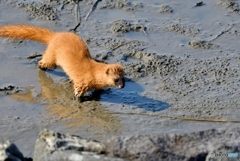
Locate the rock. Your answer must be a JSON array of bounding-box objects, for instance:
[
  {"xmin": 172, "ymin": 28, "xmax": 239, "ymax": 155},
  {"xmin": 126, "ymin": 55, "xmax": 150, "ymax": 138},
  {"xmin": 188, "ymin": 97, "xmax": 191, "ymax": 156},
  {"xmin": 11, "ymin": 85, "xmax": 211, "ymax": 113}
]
[
  {"xmin": 45, "ymin": 151, "xmax": 127, "ymax": 161},
  {"xmin": 0, "ymin": 84, "xmax": 20, "ymax": 96},
  {"xmin": 105, "ymin": 125, "xmax": 240, "ymax": 161},
  {"xmin": 1, "ymin": 126, "xmax": 240, "ymax": 160},
  {"xmin": 33, "ymin": 129, "xmax": 125, "ymax": 161},
  {"xmin": 0, "ymin": 140, "xmax": 26, "ymax": 161}
]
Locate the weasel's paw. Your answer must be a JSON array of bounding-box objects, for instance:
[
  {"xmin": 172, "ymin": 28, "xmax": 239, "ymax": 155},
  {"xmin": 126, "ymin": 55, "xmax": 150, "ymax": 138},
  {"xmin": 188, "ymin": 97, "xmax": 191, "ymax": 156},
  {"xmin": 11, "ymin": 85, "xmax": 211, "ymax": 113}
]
[
  {"xmin": 73, "ymin": 90, "xmax": 84, "ymax": 102},
  {"xmin": 38, "ymin": 60, "xmax": 56, "ymax": 70},
  {"xmin": 38, "ymin": 61, "xmax": 48, "ymax": 70},
  {"xmin": 72, "ymin": 94, "xmax": 84, "ymax": 102}
]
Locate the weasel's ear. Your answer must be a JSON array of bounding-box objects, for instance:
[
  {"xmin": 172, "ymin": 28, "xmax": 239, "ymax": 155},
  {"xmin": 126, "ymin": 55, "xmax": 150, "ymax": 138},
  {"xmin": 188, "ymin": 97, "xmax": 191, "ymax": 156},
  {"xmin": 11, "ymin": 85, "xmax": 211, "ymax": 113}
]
[{"xmin": 106, "ymin": 68, "xmax": 110, "ymax": 75}]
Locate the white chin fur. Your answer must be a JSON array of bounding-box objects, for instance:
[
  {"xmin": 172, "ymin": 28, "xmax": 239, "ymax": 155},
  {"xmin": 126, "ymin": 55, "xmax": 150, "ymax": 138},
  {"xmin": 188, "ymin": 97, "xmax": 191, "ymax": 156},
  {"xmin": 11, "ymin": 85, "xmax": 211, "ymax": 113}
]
[{"xmin": 118, "ymin": 85, "xmax": 121, "ymax": 88}]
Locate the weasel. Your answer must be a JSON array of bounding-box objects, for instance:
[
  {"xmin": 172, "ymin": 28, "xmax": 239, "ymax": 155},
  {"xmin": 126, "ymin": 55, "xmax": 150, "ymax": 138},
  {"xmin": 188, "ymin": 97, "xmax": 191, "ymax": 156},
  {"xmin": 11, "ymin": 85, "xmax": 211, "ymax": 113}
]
[{"xmin": 0, "ymin": 24, "xmax": 125, "ymax": 99}]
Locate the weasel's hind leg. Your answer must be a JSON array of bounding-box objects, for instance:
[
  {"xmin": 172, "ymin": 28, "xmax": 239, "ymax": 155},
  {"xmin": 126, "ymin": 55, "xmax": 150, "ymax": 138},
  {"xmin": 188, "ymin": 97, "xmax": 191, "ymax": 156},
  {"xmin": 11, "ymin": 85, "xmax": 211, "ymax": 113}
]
[{"xmin": 38, "ymin": 51, "xmax": 56, "ymax": 70}]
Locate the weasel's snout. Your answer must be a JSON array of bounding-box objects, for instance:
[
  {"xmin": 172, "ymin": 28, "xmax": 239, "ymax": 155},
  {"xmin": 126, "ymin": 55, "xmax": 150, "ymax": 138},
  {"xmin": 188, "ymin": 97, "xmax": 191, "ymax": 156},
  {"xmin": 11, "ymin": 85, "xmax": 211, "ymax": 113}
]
[{"xmin": 119, "ymin": 78, "xmax": 125, "ymax": 88}]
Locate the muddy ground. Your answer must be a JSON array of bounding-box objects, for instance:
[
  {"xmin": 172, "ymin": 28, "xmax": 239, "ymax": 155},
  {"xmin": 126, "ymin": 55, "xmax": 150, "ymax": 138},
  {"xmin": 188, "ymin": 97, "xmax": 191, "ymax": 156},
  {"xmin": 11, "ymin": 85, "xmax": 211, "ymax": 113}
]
[{"xmin": 0, "ymin": 0, "xmax": 239, "ymax": 158}]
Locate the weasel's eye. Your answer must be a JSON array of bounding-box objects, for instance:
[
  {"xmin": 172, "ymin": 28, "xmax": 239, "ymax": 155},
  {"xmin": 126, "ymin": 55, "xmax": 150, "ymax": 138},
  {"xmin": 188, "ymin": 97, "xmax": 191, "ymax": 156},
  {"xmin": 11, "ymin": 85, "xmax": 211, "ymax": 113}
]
[{"xmin": 114, "ymin": 78, "xmax": 119, "ymax": 83}]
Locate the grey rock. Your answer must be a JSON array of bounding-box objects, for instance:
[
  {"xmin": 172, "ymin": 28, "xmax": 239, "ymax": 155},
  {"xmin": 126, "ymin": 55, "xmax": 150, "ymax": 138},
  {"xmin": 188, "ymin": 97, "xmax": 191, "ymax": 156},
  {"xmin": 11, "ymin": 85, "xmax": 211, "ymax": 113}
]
[
  {"xmin": 106, "ymin": 126, "xmax": 240, "ymax": 161},
  {"xmin": 46, "ymin": 151, "xmax": 127, "ymax": 161},
  {"xmin": 33, "ymin": 129, "xmax": 125, "ymax": 161},
  {"xmin": 0, "ymin": 141, "xmax": 25, "ymax": 161},
  {"xmin": 0, "ymin": 84, "xmax": 21, "ymax": 96},
  {"xmin": 2, "ymin": 126, "xmax": 240, "ymax": 160}
]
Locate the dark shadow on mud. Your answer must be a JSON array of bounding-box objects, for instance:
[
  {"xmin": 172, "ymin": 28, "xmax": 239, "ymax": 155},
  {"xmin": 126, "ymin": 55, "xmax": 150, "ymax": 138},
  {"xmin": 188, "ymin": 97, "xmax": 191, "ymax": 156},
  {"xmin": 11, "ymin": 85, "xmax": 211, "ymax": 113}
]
[{"xmin": 95, "ymin": 81, "xmax": 170, "ymax": 112}]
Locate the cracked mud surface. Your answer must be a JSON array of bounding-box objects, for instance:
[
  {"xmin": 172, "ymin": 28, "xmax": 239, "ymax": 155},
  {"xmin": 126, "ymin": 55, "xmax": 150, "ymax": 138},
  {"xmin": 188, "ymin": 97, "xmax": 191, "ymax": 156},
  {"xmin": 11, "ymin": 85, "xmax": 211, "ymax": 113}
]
[{"xmin": 0, "ymin": 0, "xmax": 239, "ymax": 157}]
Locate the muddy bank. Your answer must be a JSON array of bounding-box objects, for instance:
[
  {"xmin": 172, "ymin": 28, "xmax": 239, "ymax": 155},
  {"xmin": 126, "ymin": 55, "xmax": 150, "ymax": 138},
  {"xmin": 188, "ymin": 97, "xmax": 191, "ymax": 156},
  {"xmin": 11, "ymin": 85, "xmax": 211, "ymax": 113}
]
[{"xmin": 0, "ymin": 0, "xmax": 239, "ymax": 157}]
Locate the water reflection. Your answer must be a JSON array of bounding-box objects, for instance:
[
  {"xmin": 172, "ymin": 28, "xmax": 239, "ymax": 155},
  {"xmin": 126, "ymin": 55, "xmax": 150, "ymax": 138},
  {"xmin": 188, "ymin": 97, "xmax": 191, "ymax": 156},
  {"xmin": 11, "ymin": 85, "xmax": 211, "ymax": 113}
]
[{"xmin": 10, "ymin": 70, "xmax": 122, "ymax": 135}]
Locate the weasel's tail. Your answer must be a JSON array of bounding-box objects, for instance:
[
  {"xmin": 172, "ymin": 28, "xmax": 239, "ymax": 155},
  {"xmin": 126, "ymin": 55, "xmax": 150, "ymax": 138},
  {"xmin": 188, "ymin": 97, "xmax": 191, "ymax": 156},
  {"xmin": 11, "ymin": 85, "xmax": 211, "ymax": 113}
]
[{"xmin": 0, "ymin": 25, "xmax": 54, "ymax": 44}]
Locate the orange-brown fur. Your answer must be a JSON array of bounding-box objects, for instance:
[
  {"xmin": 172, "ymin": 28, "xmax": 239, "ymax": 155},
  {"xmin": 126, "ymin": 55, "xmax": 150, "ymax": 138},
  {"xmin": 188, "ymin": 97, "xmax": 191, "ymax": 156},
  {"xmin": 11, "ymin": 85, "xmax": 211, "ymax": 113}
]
[{"xmin": 0, "ymin": 24, "xmax": 125, "ymax": 97}]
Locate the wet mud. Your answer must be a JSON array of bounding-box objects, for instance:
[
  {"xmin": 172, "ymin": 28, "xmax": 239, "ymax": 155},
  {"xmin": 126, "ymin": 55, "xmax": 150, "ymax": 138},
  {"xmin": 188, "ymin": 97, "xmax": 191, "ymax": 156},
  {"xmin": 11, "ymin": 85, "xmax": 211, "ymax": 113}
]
[{"xmin": 0, "ymin": 0, "xmax": 239, "ymax": 157}]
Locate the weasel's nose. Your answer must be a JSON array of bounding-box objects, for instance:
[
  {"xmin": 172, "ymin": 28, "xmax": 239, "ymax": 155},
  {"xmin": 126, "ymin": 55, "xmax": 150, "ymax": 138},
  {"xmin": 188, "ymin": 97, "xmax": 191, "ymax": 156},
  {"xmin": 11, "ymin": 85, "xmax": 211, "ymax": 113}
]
[{"xmin": 120, "ymin": 78, "xmax": 125, "ymax": 88}]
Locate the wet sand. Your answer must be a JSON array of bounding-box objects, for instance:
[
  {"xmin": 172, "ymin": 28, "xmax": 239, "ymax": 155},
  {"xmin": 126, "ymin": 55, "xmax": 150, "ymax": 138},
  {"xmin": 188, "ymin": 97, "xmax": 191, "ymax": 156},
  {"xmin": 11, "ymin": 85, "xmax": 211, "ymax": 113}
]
[{"xmin": 0, "ymin": 0, "xmax": 239, "ymax": 157}]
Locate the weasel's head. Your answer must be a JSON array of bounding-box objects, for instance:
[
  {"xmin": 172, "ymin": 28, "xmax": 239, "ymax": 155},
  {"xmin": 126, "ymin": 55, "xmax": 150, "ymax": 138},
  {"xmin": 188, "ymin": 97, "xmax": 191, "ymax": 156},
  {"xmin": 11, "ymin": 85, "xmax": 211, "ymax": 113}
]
[{"xmin": 105, "ymin": 64, "xmax": 125, "ymax": 89}]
